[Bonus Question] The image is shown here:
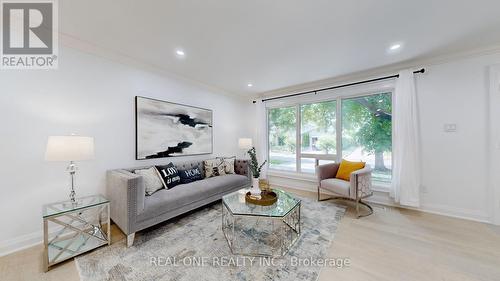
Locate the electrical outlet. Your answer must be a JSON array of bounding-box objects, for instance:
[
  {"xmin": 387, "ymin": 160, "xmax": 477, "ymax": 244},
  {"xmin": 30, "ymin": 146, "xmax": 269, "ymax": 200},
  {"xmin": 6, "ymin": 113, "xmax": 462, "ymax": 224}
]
[{"xmin": 444, "ymin": 124, "xmax": 457, "ymax": 132}]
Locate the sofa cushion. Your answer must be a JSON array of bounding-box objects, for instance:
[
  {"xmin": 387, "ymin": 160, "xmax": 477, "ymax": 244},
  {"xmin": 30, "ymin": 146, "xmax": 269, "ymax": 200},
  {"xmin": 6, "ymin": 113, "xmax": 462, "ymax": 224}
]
[
  {"xmin": 320, "ymin": 178, "xmax": 350, "ymax": 197},
  {"xmin": 234, "ymin": 160, "xmax": 249, "ymax": 176},
  {"xmin": 134, "ymin": 167, "xmax": 164, "ymax": 196},
  {"xmin": 178, "ymin": 167, "xmax": 203, "ymax": 184},
  {"xmin": 138, "ymin": 174, "xmax": 249, "ymax": 222},
  {"xmin": 336, "ymin": 159, "xmax": 365, "ymax": 181},
  {"xmin": 156, "ymin": 163, "xmax": 181, "ymax": 189},
  {"xmin": 204, "ymin": 158, "xmax": 226, "ymax": 178},
  {"xmin": 217, "ymin": 156, "xmax": 236, "ymax": 174}
]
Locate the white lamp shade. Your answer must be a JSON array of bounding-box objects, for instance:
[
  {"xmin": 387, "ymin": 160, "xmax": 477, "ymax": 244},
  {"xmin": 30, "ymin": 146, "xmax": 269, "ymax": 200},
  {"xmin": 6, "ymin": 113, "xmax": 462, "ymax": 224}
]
[
  {"xmin": 45, "ymin": 136, "xmax": 95, "ymax": 161},
  {"xmin": 238, "ymin": 138, "xmax": 253, "ymax": 150}
]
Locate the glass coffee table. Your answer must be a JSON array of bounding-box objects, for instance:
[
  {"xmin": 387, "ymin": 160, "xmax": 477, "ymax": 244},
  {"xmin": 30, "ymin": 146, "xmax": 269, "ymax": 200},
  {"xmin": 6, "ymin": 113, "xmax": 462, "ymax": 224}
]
[{"xmin": 222, "ymin": 189, "xmax": 301, "ymax": 257}]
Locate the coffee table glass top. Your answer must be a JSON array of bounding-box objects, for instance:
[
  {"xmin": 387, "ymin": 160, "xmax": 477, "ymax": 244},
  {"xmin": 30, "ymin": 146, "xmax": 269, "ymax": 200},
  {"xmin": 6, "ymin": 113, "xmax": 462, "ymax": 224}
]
[
  {"xmin": 43, "ymin": 194, "xmax": 109, "ymax": 218},
  {"xmin": 222, "ymin": 189, "xmax": 300, "ymax": 217}
]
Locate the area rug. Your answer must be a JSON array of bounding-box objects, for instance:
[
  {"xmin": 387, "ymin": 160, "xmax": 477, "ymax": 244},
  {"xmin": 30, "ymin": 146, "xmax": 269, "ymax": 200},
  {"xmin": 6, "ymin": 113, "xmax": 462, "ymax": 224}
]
[{"xmin": 76, "ymin": 195, "xmax": 346, "ymax": 281}]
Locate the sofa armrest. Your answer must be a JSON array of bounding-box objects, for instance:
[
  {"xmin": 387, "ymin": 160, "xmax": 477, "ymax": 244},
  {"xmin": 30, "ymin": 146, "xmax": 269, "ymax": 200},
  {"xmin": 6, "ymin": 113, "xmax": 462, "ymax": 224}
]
[
  {"xmin": 349, "ymin": 165, "xmax": 373, "ymax": 199},
  {"xmin": 316, "ymin": 163, "xmax": 340, "ymax": 182},
  {"xmin": 235, "ymin": 159, "xmax": 251, "ymax": 182},
  {"xmin": 106, "ymin": 170, "xmax": 145, "ymax": 235}
]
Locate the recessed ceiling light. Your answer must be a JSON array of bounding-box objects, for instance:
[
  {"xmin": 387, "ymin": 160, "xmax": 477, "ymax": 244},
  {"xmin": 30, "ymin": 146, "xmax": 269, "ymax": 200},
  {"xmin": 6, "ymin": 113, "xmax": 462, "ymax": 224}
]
[
  {"xmin": 247, "ymin": 83, "xmax": 253, "ymax": 87},
  {"xmin": 390, "ymin": 44, "xmax": 401, "ymax": 51},
  {"xmin": 175, "ymin": 49, "xmax": 185, "ymax": 57}
]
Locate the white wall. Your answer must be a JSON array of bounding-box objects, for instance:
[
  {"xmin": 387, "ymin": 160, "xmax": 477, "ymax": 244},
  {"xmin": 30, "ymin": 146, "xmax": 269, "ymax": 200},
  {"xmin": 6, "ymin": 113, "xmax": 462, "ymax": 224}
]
[
  {"xmin": 489, "ymin": 64, "xmax": 500, "ymax": 225},
  {"xmin": 0, "ymin": 47, "xmax": 254, "ymax": 255},
  {"xmin": 268, "ymin": 51, "xmax": 500, "ymax": 224},
  {"xmin": 416, "ymin": 53, "xmax": 499, "ymax": 222}
]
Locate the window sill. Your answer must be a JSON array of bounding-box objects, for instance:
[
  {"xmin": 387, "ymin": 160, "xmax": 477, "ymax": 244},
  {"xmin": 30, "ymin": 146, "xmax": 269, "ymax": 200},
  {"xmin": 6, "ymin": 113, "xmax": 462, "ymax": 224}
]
[
  {"xmin": 267, "ymin": 170, "xmax": 317, "ymax": 182},
  {"xmin": 372, "ymin": 184, "xmax": 391, "ymax": 193}
]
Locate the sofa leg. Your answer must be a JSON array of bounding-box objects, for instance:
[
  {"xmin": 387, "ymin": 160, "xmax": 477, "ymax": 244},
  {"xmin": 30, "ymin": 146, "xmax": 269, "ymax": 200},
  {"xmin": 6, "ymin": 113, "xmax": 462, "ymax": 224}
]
[{"xmin": 127, "ymin": 233, "xmax": 135, "ymax": 247}]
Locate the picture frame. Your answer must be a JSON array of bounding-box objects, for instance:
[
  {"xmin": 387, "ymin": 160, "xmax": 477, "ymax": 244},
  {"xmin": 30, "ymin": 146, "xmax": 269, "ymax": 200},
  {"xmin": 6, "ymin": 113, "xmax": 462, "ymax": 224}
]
[{"xmin": 135, "ymin": 96, "xmax": 213, "ymax": 160}]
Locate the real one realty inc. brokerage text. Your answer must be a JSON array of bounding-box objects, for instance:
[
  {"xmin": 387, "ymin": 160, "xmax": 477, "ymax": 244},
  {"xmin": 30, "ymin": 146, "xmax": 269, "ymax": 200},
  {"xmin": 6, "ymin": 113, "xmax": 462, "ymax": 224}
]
[{"xmin": 150, "ymin": 256, "xmax": 352, "ymax": 268}]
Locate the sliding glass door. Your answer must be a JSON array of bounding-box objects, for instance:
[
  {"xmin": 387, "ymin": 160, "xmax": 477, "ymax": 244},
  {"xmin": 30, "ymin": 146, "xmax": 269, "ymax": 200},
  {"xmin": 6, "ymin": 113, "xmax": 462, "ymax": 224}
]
[{"xmin": 267, "ymin": 91, "xmax": 392, "ymax": 185}]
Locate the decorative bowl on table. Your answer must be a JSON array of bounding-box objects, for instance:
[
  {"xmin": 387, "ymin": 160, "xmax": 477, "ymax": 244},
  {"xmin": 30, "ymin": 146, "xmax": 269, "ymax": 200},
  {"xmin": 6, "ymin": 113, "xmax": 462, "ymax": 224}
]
[{"xmin": 245, "ymin": 190, "xmax": 278, "ymax": 206}]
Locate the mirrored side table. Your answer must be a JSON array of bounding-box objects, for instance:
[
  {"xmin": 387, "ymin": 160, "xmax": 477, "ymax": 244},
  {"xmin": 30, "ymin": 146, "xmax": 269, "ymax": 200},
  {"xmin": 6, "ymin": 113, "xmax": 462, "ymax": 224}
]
[{"xmin": 42, "ymin": 194, "xmax": 110, "ymax": 271}]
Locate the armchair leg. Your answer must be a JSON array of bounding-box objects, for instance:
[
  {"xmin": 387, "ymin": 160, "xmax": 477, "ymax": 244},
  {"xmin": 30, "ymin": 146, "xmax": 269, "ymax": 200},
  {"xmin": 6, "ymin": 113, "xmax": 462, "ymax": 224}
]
[
  {"xmin": 356, "ymin": 200, "xmax": 373, "ymax": 218},
  {"xmin": 318, "ymin": 186, "xmax": 338, "ymax": 202},
  {"xmin": 356, "ymin": 199, "xmax": 360, "ymax": 217},
  {"xmin": 319, "ymin": 187, "xmax": 373, "ymax": 218}
]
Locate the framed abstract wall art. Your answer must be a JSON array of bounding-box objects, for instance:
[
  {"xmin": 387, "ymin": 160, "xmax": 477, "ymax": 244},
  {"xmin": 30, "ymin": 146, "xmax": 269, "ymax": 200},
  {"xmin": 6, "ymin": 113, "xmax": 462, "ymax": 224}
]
[{"xmin": 135, "ymin": 96, "xmax": 213, "ymax": 160}]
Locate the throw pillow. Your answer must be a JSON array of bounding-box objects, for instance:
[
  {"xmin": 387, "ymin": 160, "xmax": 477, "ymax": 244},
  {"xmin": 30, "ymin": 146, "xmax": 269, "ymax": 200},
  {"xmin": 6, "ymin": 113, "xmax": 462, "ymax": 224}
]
[
  {"xmin": 155, "ymin": 163, "xmax": 181, "ymax": 189},
  {"xmin": 204, "ymin": 158, "xmax": 226, "ymax": 178},
  {"xmin": 134, "ymin": 167, "xmax": 164, "ymax": 196},
  {"xmin": 336, "ymin": 159, "xmax": 365, "ymax": 181},
  {"xmin": 217, "ymin": 156, "xmax": 236, "ymax": 174},
  {"xmin": 178, "ymin": 167, "xmax": 203, "ymax": 184}
]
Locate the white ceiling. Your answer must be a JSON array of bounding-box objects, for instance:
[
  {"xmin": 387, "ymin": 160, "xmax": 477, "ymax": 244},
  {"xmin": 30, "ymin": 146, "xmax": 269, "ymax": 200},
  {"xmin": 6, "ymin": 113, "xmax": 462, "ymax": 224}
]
[{"xmin": 59, "ymin": 0, "xmax": 500, "ymax": 95}]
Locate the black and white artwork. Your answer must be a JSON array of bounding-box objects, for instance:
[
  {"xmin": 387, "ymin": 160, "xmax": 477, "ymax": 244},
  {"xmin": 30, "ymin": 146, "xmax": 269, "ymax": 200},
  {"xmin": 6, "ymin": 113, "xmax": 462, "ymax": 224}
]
[{"xmin": 135, "ymin": 96, "xmax": 213, "ymax": 160}]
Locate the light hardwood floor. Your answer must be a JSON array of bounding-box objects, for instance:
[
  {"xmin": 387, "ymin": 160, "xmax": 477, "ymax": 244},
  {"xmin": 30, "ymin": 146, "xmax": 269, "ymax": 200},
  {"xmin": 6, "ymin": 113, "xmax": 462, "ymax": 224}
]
[{"xmin": 1, "ymin": 188, "xmax": 499, "ymax": 281}]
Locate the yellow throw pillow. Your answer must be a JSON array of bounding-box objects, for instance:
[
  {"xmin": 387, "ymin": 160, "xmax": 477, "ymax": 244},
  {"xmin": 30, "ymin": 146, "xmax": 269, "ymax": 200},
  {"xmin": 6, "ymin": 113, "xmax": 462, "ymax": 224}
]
[{"xmin": 335, "ymin": 160, "xmax": 365, "ymax": 181}]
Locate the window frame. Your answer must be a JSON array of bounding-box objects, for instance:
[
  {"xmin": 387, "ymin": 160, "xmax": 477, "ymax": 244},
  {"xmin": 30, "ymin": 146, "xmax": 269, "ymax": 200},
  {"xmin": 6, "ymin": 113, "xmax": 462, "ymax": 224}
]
[{"xmin": 266, "ymin": 82, "xmax": 395, "ymax": 188}]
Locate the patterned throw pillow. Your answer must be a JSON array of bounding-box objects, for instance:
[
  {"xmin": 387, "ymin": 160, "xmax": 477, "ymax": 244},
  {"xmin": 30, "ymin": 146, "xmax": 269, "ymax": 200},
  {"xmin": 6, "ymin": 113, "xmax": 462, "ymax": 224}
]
[
  {"xmin": 204, "ymin": 159, "xmax": 226, "ymax": 178},
  {"xmin": 178, "ymin": 167, "xmax": 203, "ymax": 184},
  {"xmin": 134, "ymin": 167, "xmax": 164, "ymax": 196},
  {"xmin": 155, "ymin": 163, "xmax": 181, "ymax": 189},
  {"xmin": 217, "ymin": 156, "xmax": 236, "ymax": 174}
]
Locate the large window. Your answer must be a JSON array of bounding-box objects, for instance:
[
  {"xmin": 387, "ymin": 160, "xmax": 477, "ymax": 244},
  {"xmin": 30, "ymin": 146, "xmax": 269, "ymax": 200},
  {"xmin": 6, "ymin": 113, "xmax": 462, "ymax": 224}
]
[
  {"xmin": 268, "ymin": 106, "xmax": 297, "ymax": 171},
  {"xmin": 267, "ymin": 91, "xmax": 392, "ymax": 185},
  {"xmin": 342, "ymin": 93, "xmax": 392, "ymax": 183},
  {"xmin": 300, "ymin": 101, "xmax": 336, "ymax": 173}
]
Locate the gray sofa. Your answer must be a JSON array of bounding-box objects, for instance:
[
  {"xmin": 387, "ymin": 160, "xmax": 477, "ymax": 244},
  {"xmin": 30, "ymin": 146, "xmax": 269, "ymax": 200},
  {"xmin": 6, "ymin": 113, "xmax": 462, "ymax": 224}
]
[{"xmin": 106, "ymin": 159, "xmax": 251, "ymax": 246}]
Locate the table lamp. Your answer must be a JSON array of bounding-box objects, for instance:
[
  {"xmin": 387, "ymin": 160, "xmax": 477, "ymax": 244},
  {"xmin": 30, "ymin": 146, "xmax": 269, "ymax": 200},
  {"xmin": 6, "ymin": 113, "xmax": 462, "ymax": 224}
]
[
  {"xmin": 45, "ymin": 135, "xmax": 95, "ymax": 206},
  {"xmin": 238, "ymin": 138, "xmax": 253, "ymax": 158}
]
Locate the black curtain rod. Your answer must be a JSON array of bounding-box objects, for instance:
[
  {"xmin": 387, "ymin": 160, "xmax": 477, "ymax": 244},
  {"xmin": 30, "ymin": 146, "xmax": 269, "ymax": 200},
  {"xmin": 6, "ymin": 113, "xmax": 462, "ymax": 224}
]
[{"xmin": 253, "ymin": 68, "xmax": 425, "ymax": 103}]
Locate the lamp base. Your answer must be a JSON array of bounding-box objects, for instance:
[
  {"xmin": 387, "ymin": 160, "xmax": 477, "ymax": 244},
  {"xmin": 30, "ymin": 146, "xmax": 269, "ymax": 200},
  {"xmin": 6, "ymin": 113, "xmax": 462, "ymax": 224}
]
[
  {"xmin": 62, "ymin": 199, "xmax": 83, "ymax": 209},
  {"xmin": 65, "ymin": 161, "xmax": 79, "ymax": 209}
]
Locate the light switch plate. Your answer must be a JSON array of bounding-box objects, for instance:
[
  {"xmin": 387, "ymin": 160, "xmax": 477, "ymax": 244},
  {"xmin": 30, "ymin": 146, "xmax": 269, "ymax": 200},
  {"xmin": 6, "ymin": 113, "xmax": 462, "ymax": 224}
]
[{"xmin": 444, "ymin": 123, "xmax": 457, "ymax": 132}]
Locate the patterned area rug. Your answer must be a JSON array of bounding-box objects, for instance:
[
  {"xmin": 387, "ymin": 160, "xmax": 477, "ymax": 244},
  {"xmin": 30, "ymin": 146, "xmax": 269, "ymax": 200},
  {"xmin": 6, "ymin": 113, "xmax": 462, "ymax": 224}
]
[{"xmin": 76, "ymin": 195, "xmax": 346, "ymax": 281}]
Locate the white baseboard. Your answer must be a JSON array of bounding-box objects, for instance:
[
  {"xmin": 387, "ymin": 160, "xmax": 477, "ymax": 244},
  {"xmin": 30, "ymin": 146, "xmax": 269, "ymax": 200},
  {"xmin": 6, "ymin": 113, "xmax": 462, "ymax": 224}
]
[
  {"xmin": 0, "ymin": 231, "xmax": 43, "ymax": 257},
  {"xmin": 269, "ymin": 177, "xmax": 492, "ymax": 224},
  {"xmin": 0, "ymin": 224, "xmax": 70, "ymax": 257}
]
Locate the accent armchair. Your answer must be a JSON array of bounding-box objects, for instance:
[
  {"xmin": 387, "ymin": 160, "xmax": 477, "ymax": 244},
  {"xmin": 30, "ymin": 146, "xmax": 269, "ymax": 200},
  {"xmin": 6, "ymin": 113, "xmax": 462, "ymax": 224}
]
[{"xmin": 316, "ymin": 163, "xmax": 374, "ymax": 218}]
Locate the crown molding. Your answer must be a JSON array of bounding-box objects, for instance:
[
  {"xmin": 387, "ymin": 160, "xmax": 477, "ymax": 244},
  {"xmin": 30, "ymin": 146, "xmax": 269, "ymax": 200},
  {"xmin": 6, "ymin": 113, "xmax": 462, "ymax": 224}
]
[
  {"xmin": 256, "ymin": 43, "xmax": 500, "ymax": 100},
  {"xmin": 58, "ymin": 32, "xmax": 252, "ymax": 102}
]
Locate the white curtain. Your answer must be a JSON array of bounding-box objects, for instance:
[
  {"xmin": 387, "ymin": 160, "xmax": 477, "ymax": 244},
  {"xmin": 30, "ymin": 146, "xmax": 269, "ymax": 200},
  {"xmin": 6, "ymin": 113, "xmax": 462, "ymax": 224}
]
[
  {"xmin": 391, "ymin": 69, "xmax": 421, "ymax": 207},
  {"xmin": 255, "ymin": 99, "xmax": 268, "ymax": 178}
]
